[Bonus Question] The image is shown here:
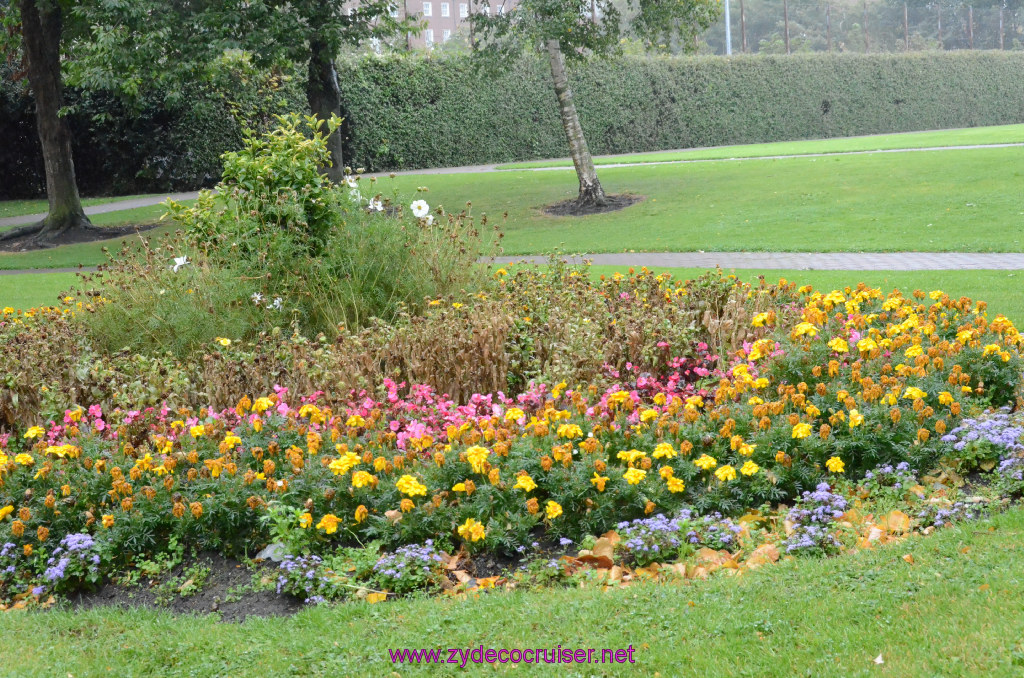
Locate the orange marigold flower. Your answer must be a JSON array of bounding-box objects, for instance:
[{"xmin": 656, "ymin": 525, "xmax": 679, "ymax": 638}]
[
  {"xmin": 36, "ymin": 526, "xmax": 49, "ymax": 542},
  {"xmin": 525, "ymin": 497, "xmax": 540, "ymax": 514}
]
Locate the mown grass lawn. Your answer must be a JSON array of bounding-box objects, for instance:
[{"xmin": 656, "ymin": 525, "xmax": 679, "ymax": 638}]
[
  {"xmin": 2, "ymin": 143, "xmax": 1021, "ymax": 271},
  {"xmin": 0, "ymin": 194, "xmax": 164, "ymax": 221},
  {"xmin": 0, "ymin": 271, "xmax": 81, "ymax": 309},
  {"xmin": 391, "ymin": 147, "xmax": 1024, "ymax": 255},
  {"xmin": 496, "ymin": 122, "xmax": 1024, "ymax": 169},
  {"xmin": 5, "ymin": 506, "xmax": 1023, "ymax": 677}
]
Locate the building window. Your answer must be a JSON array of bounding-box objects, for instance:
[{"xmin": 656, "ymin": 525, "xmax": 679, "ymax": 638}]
[
  {"xmin": 441, "ymin": 2, "xmax": 450, "ymax": 17},
  {"xmin": 422, "ymin": 1, "xmax": 432, "ymax": 16},
  {"xmin": 443, "ymin": 29, "xmax": 451, "ymax": 41},
  {"xmin": 459, "ymin": 2, "xmax": 468, "ymax": 17},
  {"xmin": 482, "ymin": 5, "xmax": 489, "ymax": 15},
  {"xmin": 425, "ymin": 28, "xmax": 434, "ymax": 45},
  {"xmin": 390, "ymin": 5, "xmax": 399, "ymax": 17},
  {"xmin": 496, "ymin": 4, "xmax": 504, "ymax": 14}
]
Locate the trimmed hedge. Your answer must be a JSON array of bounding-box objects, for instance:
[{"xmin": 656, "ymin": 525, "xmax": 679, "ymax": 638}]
[
  {"xmin": 337, "ymin": 51, "xmax": 1024, "ymax": 171},
  {"xmin": 0, "ymin": 60, "xmax": 305, "ymax": 200}
]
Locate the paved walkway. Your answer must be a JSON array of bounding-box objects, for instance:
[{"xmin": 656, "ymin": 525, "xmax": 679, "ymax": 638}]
[
  {"xmin": 8, "ymin": 251, "xmax": 1024, "ymax": 276},
  {"xmin": 3, "ymin": 142, "xmax": 1021, "ymax": 229},
  {"xmin": 491, "ymin": 252, "xmax": 1024, "ymax": 271},
  {"xmin": 0, "ymin": 192, "xmax": 200, "ymax": 230}
]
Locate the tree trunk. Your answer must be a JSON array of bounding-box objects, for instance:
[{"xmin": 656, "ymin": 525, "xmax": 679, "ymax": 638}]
[
  {"xmin": 3, "ymin": 0, "xmax": 93, "ymax": 245},
  {"xmin": 307, "ymin": 36, "xmax": 345, "ymax": 184},
  {"xmin": 545, "ymin": 39, "xmax": 606, "ymax": 208}
]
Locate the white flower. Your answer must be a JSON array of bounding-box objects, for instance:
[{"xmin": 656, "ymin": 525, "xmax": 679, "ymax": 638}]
[
  {"xmin": 267, "ymin": 297, "xmax": 284, "ymax": 311},
  {"xmin": 345, "ymin": 176, "xmax": 358, "ymax": 189},
  {"xmin": 251, "ymin": 292, "xmax": 264, "ymax": 305},
  {"xmin": 349, "ymin": 188, "xmax": 362, "ymax": 202},
  {"xmin": 410, "ymin": 200, "xmax": 430, "ymax": 218},
  {"xmin": 171, "ymin": 256, "xmax": 190, "ymax": 273},
  {"xmin": 368, "ymin": 197, "xmax": 383, "ymax": 212},
  {"xmin": 424, "ymin": 214, "xmax": 434, "ymax": 226}
]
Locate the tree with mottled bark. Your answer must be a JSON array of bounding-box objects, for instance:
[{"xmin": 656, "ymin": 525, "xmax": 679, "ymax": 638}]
[{"xmin": 471, "ymin": 0, "xmax": 719, "ymax": 210}]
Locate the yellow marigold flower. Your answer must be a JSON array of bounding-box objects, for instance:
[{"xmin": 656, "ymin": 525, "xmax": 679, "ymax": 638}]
[
  {"xmin": 329, "ymin": 451, "xmax": 361, "ymax": 476},
  {"xmin": 856, "ymin": 337, "xmax": 878, "ymax": 353},
  {"xmin": 101, "ymin": 514, "xmax": 114, "ymax": 529},
  {"xmin": 557, "ymin": 423, "xmax": 583, "ymax": 439},
  {"xmin": 451, "ymin": 482, "xmax": 467, "ymax": 492},
  {"xmin": 938, "ymin": 391, "xmax": 954, "ymax": 406},
  {"xmin": 514, "ymin": 474, "xmax": 538, "ymax": 492},
  {"xmin": 316, "ymin": 514, "xmax": 341, "ymax": 534},
  {"xmin": 751, "ymin": 312, "xmax": 773, "ymax": 327},
  {"xmin": 694, "ymin": 454, "xmax": 717, "ymax": 471},
  {"xmin": 740, "ymin": 460, "xmax": 760, "ymax": 476},
  {"xmin": 457, "ymin": 518, "xmax": 487, "ymax": 542},
  {"xmin": 345, "ymin": 414, "xmax": 366, "ymax": 428},
  {"xmin": 617, "ymin": 449, "xmax": 647, "ymax": 465},
  {"xmin": 545, "ymin": 501, "xmax": 563, "ymax": 520},
  {"xmin": 982, "ymin": 344, "xmax": 1002, "ymax": 357},
  {"xmin": 0, "ymin": 506, "xmax": 11, "ymax": 521},
  {"xmin": 400, "ymin": 498, "xmax": 415, "ymax": 512},
  {"xmin": 652, "ymin": 442, "xmax": 677, "ymax": 459},
  {"xmin": 591, "ymin": 473, "xmax": 609, "ymax": 491},
  {"xmin": 465, "ymin": 445, "xmax": 490, "ymax": 474},
  {"xmin": 639, "ymin": 408, "xmax": 659, "ymax": 423},
  {"xmin": 666, "ymin": 476, "xmax": 686, "ymax": 493},
  {"xmin": 351, "ymin": 470, "xmax": 377, "ymax": 489},
  {"xmin": 791, "ymin": 423, "xmax": 812, "ymax": 439},
  {"xmin": 739, "ymin": 443, "xmax": 756, "ymax": 457},
  {"xmin": 791, "ymin": 322, "xmax": 818, "ymax": 339},
  {"xmin": 805, "ymin": 405, "xmax": 821, "ymax": 418},
  {"xmin": 395, "ymin": 474, "xmax": 427, "ymax": 497},
  {"xmin": 827, "ymin": 337, "xmax": 849, "ymax": 353},
  {"xmin": 623, "ymin": 468, "xmax": 647, "ymax": 485},
  {"xmin": 215, "ymin": 337, "xmax": 231, "ymax": 347},
  {"xmin": 849, "ymin": 409, "xmax": 865, "ymax": 427},
  {"xmin": 730, "ymin": 435, "xmax": 744, "ymax": 451},
  {"xmin": 190, "ymin": 425, "xmax": 206, "ymax": 438},
  {"xmin": 715, "ymin": 465, "xmax": 737, "ymax": 482},
  {"xmin": 902, "ymin": 387, "xmax": 927, "ymax": 400},
  {"xmin": 23, "ymin": 426, "xmax": 44, "ymax": 440},
  {"xmin": 748, "ymin": 339, "xmax": 775, "ymax": 361},
  {"xmin": 14, "ymin": 453, "xmax": 34, "ymax": 466},
  {"xmin": 504, "ymin": 408, "xmax": 525, "ymax": 422},
  {"xmin": 826, "ymin": 456, "xmax": 845, "ymax": 473},
  {"xmin": 354, "ymin": 505, "xmax": 368, "ymax": 523},
  {"xmin": 905, "ymin": 344, "xmax": 923, "ymax": 358},
  {"xmin": 251, "ymin": 397, "xmax": 273, "ymax": 414},
  {"xmin": 299, "ymin": 512, "xmax": 313, "ymax": 528}
]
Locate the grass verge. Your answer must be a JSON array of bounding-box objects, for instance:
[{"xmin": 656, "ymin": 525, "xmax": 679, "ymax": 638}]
[
  {"xmin": 392, "ymin": 147, "xmax": 1024, "ymax": 255},
  {"xmin": 496, "ymin": 123, "xmax": 1024, "ymax": 169},
  {"xmin": 4, "ymin": 506, "xmax": 1023, "ymax": 677},
  {"xmin": 0, "ymin": 194, "xmax": 163, "ymax": 220},
  {"xmin": 0, "ymin": 272, "xmax": 81, "ymax": 309}
]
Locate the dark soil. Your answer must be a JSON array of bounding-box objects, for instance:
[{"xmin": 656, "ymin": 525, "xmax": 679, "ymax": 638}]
[
  {"xmin": 66, "ymin": 552, "xmax": 303, "ymax": 623},
  {"xmin": 0, "ymin": 222, "xmax": 160, "ymax": 252},
  {"xmin": 542, "ymin": 193, "xmax": 644, "ymax": 217}
]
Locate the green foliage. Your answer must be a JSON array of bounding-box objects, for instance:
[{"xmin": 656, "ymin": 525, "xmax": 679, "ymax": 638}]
[
  {"xmin": 163, "ymin": 113, "xmax": 494, "ymax": 340},
  {"xmin": 336, "ymin": 51, "xmax": 1024, "ymax": 171},
  {"xmin": 0, "ymin": 55, "xmax": 305, "ymax": 198}
]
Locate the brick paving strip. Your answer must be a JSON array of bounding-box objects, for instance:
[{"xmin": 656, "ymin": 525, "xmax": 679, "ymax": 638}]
[
  {"xmin": 490, "ymin": 252, "xmax": 1024, "ymax": 271},
  {"xmin": 7, "ymin": 251, "xmax": 1024, "ymax": 276},
  {"xmin": 3, "ymin": 142, "xmax": 1022, "ymax": 230}
]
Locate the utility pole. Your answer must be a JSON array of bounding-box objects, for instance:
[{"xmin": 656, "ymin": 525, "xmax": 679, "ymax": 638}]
[
  {"xmin": 904, "ymin": 3, "xmax": 910, "ymax": 50},
  {"xmin": 999, "ymin": 6, "xmax": 1004, "ymax": 49},
  {"xmin": 724, "ymin": 0, "xmax": 732, "ymax": 54},
  {"xmin": 826, "ymin": 3, "xmax": 832, "ymax": 52},
  {"xmin": 863, "ymin": 0, "xmax": 870, "ymax": 52},
  {"xmin": 783, "ymin": 0, "xmax": 791, "ymax": 54},
  {"xmin": 740, "ymin": 0, "xmax": 747, "ymax": 52},
  {"xmin": 968, "ymin": 5, "xmax": 974, "ymax": 49}
]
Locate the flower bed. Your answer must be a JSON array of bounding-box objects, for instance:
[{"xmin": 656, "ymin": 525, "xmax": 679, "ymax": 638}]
[{"xmin": 1, "ymin": 277, "xmax": 1022, "ymax": 607}]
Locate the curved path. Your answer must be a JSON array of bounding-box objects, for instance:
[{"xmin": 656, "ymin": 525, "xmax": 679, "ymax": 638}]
[{"xmin": 3, "ymin": 141, "xmax": 1022, "ymax": 230}]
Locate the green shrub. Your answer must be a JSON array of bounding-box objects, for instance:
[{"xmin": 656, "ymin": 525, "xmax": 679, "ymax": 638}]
[{"xmin": 337, "ymin": 51, "xmax": 1024, "ymax": 170}]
